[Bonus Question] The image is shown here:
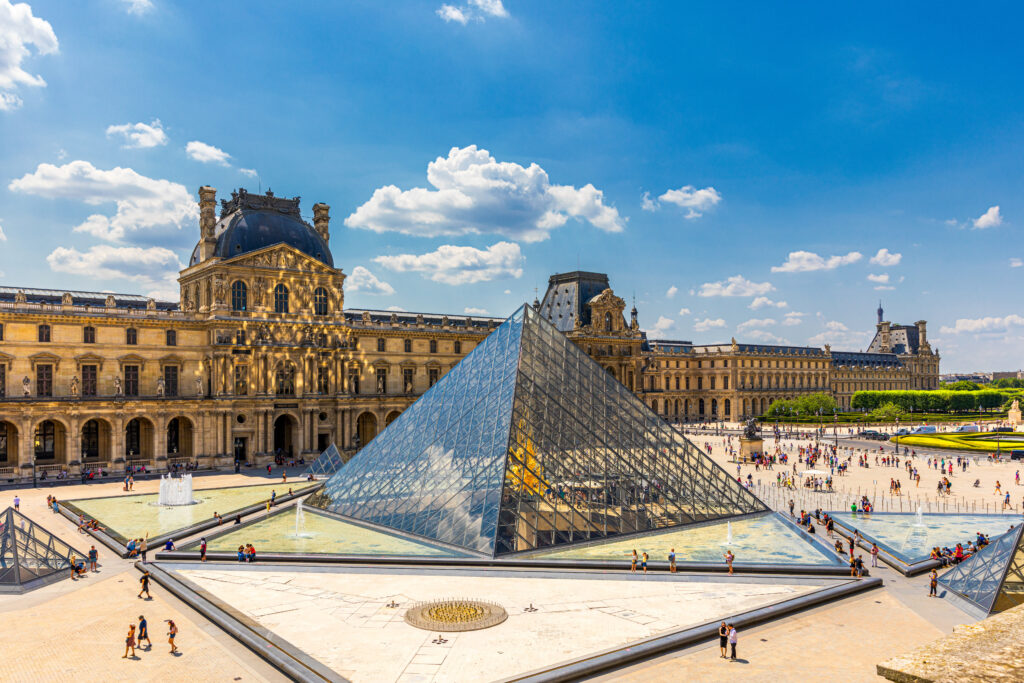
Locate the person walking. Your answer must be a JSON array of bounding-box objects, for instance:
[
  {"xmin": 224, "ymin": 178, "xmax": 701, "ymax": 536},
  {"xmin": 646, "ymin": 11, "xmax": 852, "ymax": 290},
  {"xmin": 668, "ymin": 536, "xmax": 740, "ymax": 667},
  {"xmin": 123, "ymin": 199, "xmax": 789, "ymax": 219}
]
[
  {"xmin": 631, "ymin": 549, "xmax": 637, "ymax": 573},
  {"xmin": 724, "ymin": 549, "xmax": 735, "ymax": 575},
  {"xmin": 138, "ymin": 615, "xmax": 152, "ymax": 649},
  {"xmin": 13, "ymin": 495, "xmax": 19, "ymax": 511},
  {"xmin": 641, "ymin": 551, "xmax": 648, "ymax": 574},
  {"xmin": 122, "ymin": 624, "xmax": 137, "ymax": 659},
  {"xmin": 138, "ymin": 571, "xmax": 151, "ymax": 599},
  {"xmin": 668, "ymin": 548, "xmax": 677, "ymax": 573},
  {"xmin": 166, "ymin": 619, "xmax": 179, "ymax": 654},
  {"xmin": 718, "ymin": 621, "xmax": 729, "ymax": 658},
  {"xmin": 140, "ymin": 535, "xmax": 148, "ymax": 564},
  {"xmin": 199, "ymin": 537, "xmax": 207, "ymax": 562},
  {"xmin": 88, "ymin": 545, "xmax": 98, "ymax": 572},
  {"xmin": 728, "ymin": 623, "xmax": 738, "ymax": 660},
  {"xmin": 929, "ymin": 569, "xmax": 938, "ymax": 597},
  {"xmin": 870, "ymin": 543, "xmax": 879, "ymax": 568}
]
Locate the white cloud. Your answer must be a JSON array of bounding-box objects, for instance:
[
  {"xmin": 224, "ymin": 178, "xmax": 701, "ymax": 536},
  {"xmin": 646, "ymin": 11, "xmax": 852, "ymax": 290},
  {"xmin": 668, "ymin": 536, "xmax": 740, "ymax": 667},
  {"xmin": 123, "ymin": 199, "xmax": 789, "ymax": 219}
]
[
  {"xmin": 437, "ymin": 0, "xmax": 507, "ymax": 23},
  {"xmin": 665, "ymin": 285, "xmax": 678, "ymax": 299},
  {"xmin": 874, "ymin": 285, "xmax": 895, "ymax": 291},
  {"xmin": 374, "ymin": 241, "xmax": 523, "ymax": 285},
  {"xmin": 749, "ymin": 296, "xmax": 787, "ymax": 310},
  {"xmin": 106, "ymin": 119, "xmax": 167, "ymax": 148},
  {"xmin": 8, "ymin": 160, "xmax": 197, "ymax": 242},
  {"xmin": 771, "ymin": 250, "xmax": 863, "ymax": 273},
  {"xmin": 807, "ymin": 323, "xmax": 869, "ymax": 349},
  {"xmin": 940, "ymin": 314, "xmax": 1024, "ymax": 334},
  {"xmin": 0, "ymin": 220, "xmax": 6, "ymax": 241},
  {"xmin": 737, "ymin": 318, "xmax": 776, "ymax": 332},
  {"xmin": 503, "ymin": 289, "xmax": 512, "ymax": 294},
  {"xmin": 464, "ymin": 306, "xmax": 489, "ymax": 315},
  {"xmin": 385, "ymin": 305, "xmax": 406, "ymax": 312},
  {"xmin": 645, "ymin": 315, "xmax": 675, "ymax": 339},
  {"xmin": 869, "ymin": 248, "xmax": 901, "ymax": 266},
  {"xmin": 121, "ymin": 0, "xmax": 154, "ymax": 14},
  {"xmin": 694, "ymin": 317, "xmax": 726, "ymax": 332},
  {"xmin": 972, "ymin": 205, "xmax": 1002, "ymax": 229},
  {"xmin": 345, "ymin": 145, "xmax": 624, "ymax": 243},
  {"xmin": 824, "ymin": 320, "xmax": 848, "ymax": 331},
  {"xmin": 697, "ymin": 275, "xmax": 774, "ymax": 297},
  {"xmin": 239, "ymin": 168, "xmax": 258, "ymax": 178},
  {"xmin": 781, "ymin": 311, "xmax": 804, "ymax": 326},
  {"xmin": 346, "ymin": 265, "xmax": 395, "ymax": 296},
  {"xmin": 436, "ymin": 4, "xmax": 468, "ymax": 23},
  {"xmin": 677, "ymin": 307, "xmax": 691, "ymax": 316},
  {"xmin": 47, "ymin": 244, "xmax": 181, "ymax": 296},
  {"xmin": 1011, "ymin": 258, "xmax": 1023, "ymax": 268},
  {"xmin": 645, "ymin": 185, "xmax": 722, "ymax": 219},
  {"xmin": 746, "ymin": 330, "xmax": 788, "ymax": 344},
  {"xmin": 867, "ymin": 273, "xmax": 889, "ymax": 284},
  {"xmin": 0, "ymin": 0, "xmax": 58, "ymax": 111},
  {"xmin": 185, "ymin": 140, "xmax": 231, "ymax": 165}
]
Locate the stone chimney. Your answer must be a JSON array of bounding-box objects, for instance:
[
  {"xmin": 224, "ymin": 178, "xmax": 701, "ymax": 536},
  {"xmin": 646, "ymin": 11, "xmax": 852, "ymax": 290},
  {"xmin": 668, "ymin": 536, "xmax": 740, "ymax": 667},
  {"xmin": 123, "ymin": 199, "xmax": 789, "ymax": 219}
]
[
  {"xmin": 878, "ymin": 321, "xmax": 891, "ymax": 353},
  {"xmin": 198, "ymin": 186, "xmax": 218, "ymax": 262},
  {"xmin": 313, "ymin": 202, "xmax": 330, "ymax": 243},
  {"xmin": 916, "ymin": 320, "xmax": 929, "ymax": 353}
]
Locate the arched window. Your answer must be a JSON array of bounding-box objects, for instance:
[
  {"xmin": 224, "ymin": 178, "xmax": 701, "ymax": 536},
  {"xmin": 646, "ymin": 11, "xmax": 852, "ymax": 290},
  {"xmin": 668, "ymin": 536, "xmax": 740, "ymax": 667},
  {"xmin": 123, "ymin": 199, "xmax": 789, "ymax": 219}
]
[
  {"xmin": 35, "ymin": 421, "xmax": 56, "ymax": 459},
  {"xmin": 604, "ymin": 312, "xmax": 612, "ymax": 332},
  {"xmin": 275, "ymin": 363, "xmax": 295, "ymax": 395},
  {"xmin": 231, "ymin": 281, "xmax": 248, "ymax": 311},
  {"xmin": 82, "ymin": 419, "xmax": 99, "ymax": 459},
  {"xmin": 274, "ymin": 284, "xmax": 289, "ymax": 314},
  {"xmin": 313, "ymin": 287, "xmax": 328, "ymax": 316}
]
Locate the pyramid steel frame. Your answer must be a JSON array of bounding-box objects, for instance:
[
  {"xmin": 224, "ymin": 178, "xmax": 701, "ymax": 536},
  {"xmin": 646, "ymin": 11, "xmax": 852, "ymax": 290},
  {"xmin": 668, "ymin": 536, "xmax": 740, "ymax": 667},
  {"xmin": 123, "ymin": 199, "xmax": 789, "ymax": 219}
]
[
  {"xmin": 939, "ymin": 523, "xmax": 1024, "ymax": 615},
  {"xmin": 313, "ymin": 305, "xmax": 768, "ymax": 557},
  {"xmin": 0, "ymin": 507, "xmax": 83, "ymax": 592},
  {"xmin": 305, "ymin": 443, "xmax": 345, "ymax": 479}
]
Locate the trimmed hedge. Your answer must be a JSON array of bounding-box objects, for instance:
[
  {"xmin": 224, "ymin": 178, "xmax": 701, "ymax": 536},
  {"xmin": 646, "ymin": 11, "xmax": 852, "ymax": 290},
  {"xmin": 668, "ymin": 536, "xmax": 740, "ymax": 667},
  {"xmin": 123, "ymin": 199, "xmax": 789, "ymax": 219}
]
[
  {"xmin": 851, "ymin": 389, "xmax": 1024, "ymax": 413},
  {"xmin": 893, "ymin": 432, "xmax": 1024, "ymax": 452}
]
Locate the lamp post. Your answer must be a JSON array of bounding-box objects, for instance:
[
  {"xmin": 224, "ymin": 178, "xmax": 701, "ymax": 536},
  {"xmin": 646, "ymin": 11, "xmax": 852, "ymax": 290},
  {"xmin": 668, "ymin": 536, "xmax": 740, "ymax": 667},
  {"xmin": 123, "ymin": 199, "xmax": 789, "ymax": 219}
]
[
  {"xmin": 895, "ymin": 416, "xmax": 900, "ymax": 455},
  {"xmin": 834, "ymin": 410, "xmax": 839, "ymax": 451},
  {"xmin": 32, "ymin": 433, "xmax": 39, "ymax": 488}
]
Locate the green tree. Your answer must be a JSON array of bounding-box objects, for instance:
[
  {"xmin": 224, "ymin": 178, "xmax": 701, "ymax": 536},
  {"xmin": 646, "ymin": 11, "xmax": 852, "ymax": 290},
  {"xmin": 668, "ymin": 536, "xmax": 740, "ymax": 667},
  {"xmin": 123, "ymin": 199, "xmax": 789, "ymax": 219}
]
[
  {"xmin": 944, "ymin": 380, "xmax": 981, "ymax": 391},
  {"xmin": 870, "ymin": 402, "xmax": 906, "ymax": 421},
  {"xmin": 993, "ymin": 378, "xmax": 1024, "ymax": 389}
]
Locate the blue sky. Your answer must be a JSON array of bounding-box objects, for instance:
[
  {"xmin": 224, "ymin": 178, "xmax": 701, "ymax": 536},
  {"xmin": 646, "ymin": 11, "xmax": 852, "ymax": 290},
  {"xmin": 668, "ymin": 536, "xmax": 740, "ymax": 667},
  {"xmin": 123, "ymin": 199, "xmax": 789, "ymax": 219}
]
[{"xmin": 0, "ymin": 0, "xmax": 1021, "ymax": 372}]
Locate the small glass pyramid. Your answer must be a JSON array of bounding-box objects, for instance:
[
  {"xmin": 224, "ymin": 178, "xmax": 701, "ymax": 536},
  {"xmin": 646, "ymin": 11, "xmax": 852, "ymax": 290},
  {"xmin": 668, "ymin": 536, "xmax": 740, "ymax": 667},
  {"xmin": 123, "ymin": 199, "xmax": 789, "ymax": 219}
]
[
  {"xmin": 305, "ymin": 443, "xmax": 345, "ymax": 479},
  {"xmin": 939, "ymin": 524, "xmax": 1024, "ymax": 614},
  {"xmin": 313, "ymin": 305, "xmax": 767, "ymax": 557},
  {"xmin": 0, "ymin": 507, "xmax": 83, "ymax": 591}
]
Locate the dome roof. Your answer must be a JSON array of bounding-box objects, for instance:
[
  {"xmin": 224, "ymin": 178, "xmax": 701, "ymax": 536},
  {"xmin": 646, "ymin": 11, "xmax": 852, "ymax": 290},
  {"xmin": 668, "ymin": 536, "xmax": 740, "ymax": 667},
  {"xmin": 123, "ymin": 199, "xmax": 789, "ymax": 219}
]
[{"xmin": 189, "ymin": 208, "xmax": 333, "ymax": 267}]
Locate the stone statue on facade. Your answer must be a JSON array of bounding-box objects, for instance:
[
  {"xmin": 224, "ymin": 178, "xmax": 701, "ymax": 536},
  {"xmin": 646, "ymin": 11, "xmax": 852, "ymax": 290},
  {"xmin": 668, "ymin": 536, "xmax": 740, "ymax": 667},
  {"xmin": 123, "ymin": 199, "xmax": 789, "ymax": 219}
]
[
  {"xmin": 195, "ymin": 375, "xmax": 204, "ymax": 397},
  {"xmin": 22, "ymin": 376, "xmax": 30, "ymax": 397},
  {"xmin": 105, "ymin": 295, "xmax": 116, "ymax": 307},
  {"xmin": 257, "ymin": 324, "xmax": 271, "ymax": 343},
  {"xmin": 156, "ymin": 376, "xmax": 165, "ymax": 397},
  {"xmin": 114, "ymin": 375, "xmax": 123, "ymax": 396},
  {"xmin": 15, "ymin": 290, "xmax": 26, "ymax": 304},
  {"xmin": 70, "ymin": 375, "xmax": 79, "ymax": 397},
  {"xmin": 62, "ymin": 292, "xmax": 73, "ymax": 305},
  {"xmin": 213, "ymin": 276, "xmax": 226, "ymax": 304},
  {"xmin": 743, "ymin": 417, "xmax": 760, "ymax": 440},
  {"xmin": 253, "ymin": 277, "xmax": 266, "ymax": 306}
]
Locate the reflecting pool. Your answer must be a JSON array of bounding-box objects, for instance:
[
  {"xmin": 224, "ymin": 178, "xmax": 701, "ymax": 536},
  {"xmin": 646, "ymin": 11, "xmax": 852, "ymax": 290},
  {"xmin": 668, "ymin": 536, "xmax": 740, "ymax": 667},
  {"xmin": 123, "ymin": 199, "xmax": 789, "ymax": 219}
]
[
  {"xmin": 526, "ymin": 512, "xmax": 844, "ymax": 566},
  {"xmin": 65, "ymin": 481, "xmax": 317, "ymax": 543},
  {"xmin": 829, "ymin": 511, "xmax": 1023, "ymax": 564},
  {"xmin": 190, "ymin": 506, "xmax": 468, "ymax": 557}
]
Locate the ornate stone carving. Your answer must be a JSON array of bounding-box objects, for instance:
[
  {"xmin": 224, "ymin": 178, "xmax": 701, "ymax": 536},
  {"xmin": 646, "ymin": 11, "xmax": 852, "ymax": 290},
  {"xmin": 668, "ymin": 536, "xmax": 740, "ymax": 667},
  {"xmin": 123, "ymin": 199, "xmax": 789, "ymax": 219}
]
[
  {"xmin": 219, "ymin": 187, "xmax": 302, "ymax": 218},
  {"xmin": 390, "ymin": 312, "xmax": 399, "ymax": 325},
  {"xmin": 70, "ymin": 375, "xmax": 79, "ymax": 397},
  {"xmin": 22, "ymin": 376, "xmax": 30, "ymax": 396},
  {"xmin": 146, "ymin": 298, "xmax": 156, "ymax": 311},
  {"xmin": 257, "ymin": 324, "xmax": 271, "ymax": 343},
  {"xmin": 442, "ymin": 315, "xmax": 449, "ymax": 326},
  {"xmin": 15, "ymin": 290, "xmax": 26, "ymax": 304},
  {"xmin": 105, "ymin": 295, "xmax": 116, "ymax": 308},
  {"xmin": 61, "ymin": 292, "xmax": 73, "ymax": 305},
  {"xmin": 156, "ymin": 376, "xmax": 165, "ymax": 397},
  {"xmin": 253, "ymin": 276, "xmax": 266, "ymax": 306},
  {"xmin": 195, "ymin": 375, "xmax": 204, "ymax": 397},
  {"xmin": 416, "ymin": 314, "xmax": 425, "ymax": 325},
  {"xmin": 361, "ymin": 311, "xmax": 371, "ymax": 324},
  {"xmin": 213, "ymin": 276, "xmax": 226, "ymax": 304},
  {"xmin": 114, "ymin": 375, "xmax": 123, "ymax": 396}
]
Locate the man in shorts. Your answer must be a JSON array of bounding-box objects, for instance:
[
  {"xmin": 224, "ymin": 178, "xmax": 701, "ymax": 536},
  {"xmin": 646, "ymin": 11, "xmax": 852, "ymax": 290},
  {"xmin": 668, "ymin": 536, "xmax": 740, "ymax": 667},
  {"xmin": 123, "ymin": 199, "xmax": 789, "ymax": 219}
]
[
  {"xmin": 137, "ymin": 615, "xmax": 152, "ymax": 649},
  {"xmin": 88, "ymin": 545, "xmax": 98, "ymax": 572},
  {"xmin": 138, "ymin": 571, "xmax": 152, "ymax": 599}
]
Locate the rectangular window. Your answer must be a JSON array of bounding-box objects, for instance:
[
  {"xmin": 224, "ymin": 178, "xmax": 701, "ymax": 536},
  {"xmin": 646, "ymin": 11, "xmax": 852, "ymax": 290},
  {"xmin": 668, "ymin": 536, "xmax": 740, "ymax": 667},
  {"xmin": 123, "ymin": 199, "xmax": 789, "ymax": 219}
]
[
  {"xmin": 429, "ymin": 339, "xmax": 437, "ymax": 354},
  {"xmin": 83, "ymin": 326, "xmax": 95, "ymax": 344},
  {"xmin": 697, "ymin": 377, "xmax": 703, "ymax": 390},
  {"xmin": 124, "ymin": 365, "xmax": 139, "ymax": 397},
  {"xmin": 38, "ymin": 324, "xmax": 51, "ymax": 342},
  {"xmin": 317, "ymin": 365, "xmax": 329, "ymax": 394},
  {"xmin": 685, "ymin": 377, "xmax": 690, "ymax": 390},
  {"xmin": 375, "ymin": 368, "xmax": 387, "ymax": 394},
  {"xmin": 0, "ymin": 323, "xmax": 4, "ymax": 341},
  {"xmin": 404, "ymin": 339, "xmax": 412, "ymax": 353},
  {"xmin": 377, "ymin": 338, "xmax": 386, "ymax": 352},
  {"xmin": 0, "ymin": 422, "xmax": 6, "ymax": 462},
  {"xmin": 164, "ymin": 366, "xmax": 179, "ymax": 397},
  {"xmin": 166, "ymin": 330, "xmax": 177, "ymax": 346},
  {"xmin": 126, "ymin": 328, "xmax": 137, "ymax": 345},
  {"xmin": 234, "ymin": 365, "xmax": 248, "ymax": 395},
  {"xmin": 82, "ymin": 364, "xmax": 97, "ymax": 397},
  {"xmin": 428, "ymin": 368, "xmax": 439, "ymax": 387},
  {"xmin": 675, "ymin": 376, "xmax": 680, "ymax": 390},
  {"xmin": 403, "ymin": 368, "xmax": 414, "ymax": 393},
  {"xmin": 36, "ymin": 364, "xmax": 53, "ymax": 397},
  {"xmin": 0, "ymin": 364, "xmax": 5, "ymax": 398},
  {"xmin": 349, "ymin": 372, "xmax": 360, "ymax": 394},
  {"xmin": 710, "ymin": 377, "xmax": 716, "ymax": 390},
  {"xmin": 723, "ymin": 375, "xmax": 729, "ymax": 390},
  {"xmin": 454, "ymin": 340, "xmax": 462, "ymax": 354}
]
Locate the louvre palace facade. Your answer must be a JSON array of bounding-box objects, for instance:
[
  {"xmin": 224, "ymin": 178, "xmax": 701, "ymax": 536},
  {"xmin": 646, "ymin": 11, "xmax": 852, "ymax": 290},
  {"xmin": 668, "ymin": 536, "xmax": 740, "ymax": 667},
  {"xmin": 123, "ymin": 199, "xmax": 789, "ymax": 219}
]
[{"xmin": 0, "ymin": 187, "xmax": 939, "ymax": 477}]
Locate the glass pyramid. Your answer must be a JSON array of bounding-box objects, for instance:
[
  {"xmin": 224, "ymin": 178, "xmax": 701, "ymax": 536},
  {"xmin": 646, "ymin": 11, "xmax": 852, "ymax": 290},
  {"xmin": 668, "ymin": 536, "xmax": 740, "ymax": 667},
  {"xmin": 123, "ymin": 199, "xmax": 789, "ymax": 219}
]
[
  {"xmin": 305, "ymin": 443, "xmax": 345, "ymax": 479},
  {"xmin": 939, "ymin": 524, "xmax": 1024, "ymax": 614},
  {"xmin": 314, "ymin": 305, "xmax": 767, "ymax": 557},
  {"xmin": 0, "ymin": 507, "xmax": 82, "ymax": 591}
]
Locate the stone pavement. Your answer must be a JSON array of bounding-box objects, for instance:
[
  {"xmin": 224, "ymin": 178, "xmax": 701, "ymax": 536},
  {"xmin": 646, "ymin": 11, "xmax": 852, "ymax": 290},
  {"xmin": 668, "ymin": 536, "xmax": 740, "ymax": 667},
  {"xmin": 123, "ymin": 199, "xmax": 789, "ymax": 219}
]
[{"xmin": 0, "ymin": 474, "xmax": 294, "ymax": 683}]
